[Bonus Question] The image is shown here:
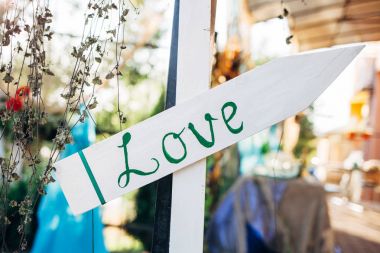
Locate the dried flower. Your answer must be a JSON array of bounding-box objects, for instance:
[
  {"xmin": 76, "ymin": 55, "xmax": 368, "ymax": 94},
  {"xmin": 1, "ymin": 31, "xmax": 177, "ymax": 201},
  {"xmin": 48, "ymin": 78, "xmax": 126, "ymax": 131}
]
[
  {"xmin": 9, "ymin": 200, "xmax": 18, "ymax": 208},
  {"xmin": 0, "ymin": 1, "xmax": 134, "ymax": 250}
]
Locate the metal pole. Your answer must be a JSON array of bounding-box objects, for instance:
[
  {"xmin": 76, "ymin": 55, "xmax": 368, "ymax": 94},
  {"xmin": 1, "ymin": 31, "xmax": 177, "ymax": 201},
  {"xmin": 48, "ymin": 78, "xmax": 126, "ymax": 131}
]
[{"xmin": 151, "ymin": 1, "xmax": 180, "ymax": 252}]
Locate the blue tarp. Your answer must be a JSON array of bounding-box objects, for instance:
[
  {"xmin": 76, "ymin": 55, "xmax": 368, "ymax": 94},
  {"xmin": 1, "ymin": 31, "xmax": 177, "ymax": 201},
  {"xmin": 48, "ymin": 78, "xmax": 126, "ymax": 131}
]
[{"xmin": 31, "ymin": 114, "xmax": 108, "ymax": 253}]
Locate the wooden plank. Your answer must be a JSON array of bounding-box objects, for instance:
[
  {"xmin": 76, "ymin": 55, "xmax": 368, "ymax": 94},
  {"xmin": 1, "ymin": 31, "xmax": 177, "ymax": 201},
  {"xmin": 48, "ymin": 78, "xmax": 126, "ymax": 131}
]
[
  {"xmin": 54, "ymin": 45, "xmax": 364, "ymax": 215},
  {"xmin": 296, "ymin": 22, "xmax": 380, "ymax": 41},
  {"xmin": 169, "ymin": 0, "xmax": 214, "ymax": 252},
  {"xmin": 292, "ymin": 2, "xmax": 344, "ymax": 18},
  {"xmin": 297, "ymin": 26, "xmax": 380, "ymax": 43},
  {"xmin": 345, "ymin": 0, "xmax": 380, "ymax": 17},
  {"xmin": 294, "ymin": 16, "xmax": 380, "ymax": 32},
  {"xmin": 293, "ymin": 7, "xmax": 344, "ymax": 27}
]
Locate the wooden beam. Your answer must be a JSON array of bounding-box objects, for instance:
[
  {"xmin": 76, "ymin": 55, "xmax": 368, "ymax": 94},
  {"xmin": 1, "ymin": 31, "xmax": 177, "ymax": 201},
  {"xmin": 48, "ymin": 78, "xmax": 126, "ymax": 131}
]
[
  {"xmin": 345, "ymin": 11, "xmax": 380, "ymax": 20},
  {"xmin": 291, "ymin": 2, "xmax": 344, "ymax": 18},
  {"xmin": 295, "ymin": 20, "xmax": 380, "ymax": 41},
  {"xmin": 169, "ymin": 0, "xmax": 214, "ymax": 252},
  {"xmin": 293, "ymin": 16, "xmax": 380, "ymax": 31},
  {"xmin": 366, "ymin": 72, "xmax": 380, "ymax": 160},
  {"xmin": 291, "ymin": 0, "xmax": 379, "ymax": 18},
  {"xmin": 297, "ymin": 26, "xmax": 380, "ymax": 43},
  {"xmin": 345, "ymin": 0, "xmax": 380, "ymax": 17}
]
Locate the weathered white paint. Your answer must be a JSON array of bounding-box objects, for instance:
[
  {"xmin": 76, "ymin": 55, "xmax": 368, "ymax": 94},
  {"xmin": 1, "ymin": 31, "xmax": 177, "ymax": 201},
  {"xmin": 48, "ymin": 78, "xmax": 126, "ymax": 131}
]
[
  {"xmin": 169, "ymin": 0, "xmax": 213, "ymax": 252},
  {"xmin": 54, "ymin": 45, "xmax": 364, "ymax": 215}
]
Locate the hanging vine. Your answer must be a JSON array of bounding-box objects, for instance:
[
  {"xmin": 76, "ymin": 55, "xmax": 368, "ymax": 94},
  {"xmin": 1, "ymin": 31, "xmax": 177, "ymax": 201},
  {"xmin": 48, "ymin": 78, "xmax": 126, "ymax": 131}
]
[{"xmin": 0, "ymin": 0, "xmax": 135, "ymax": 251}]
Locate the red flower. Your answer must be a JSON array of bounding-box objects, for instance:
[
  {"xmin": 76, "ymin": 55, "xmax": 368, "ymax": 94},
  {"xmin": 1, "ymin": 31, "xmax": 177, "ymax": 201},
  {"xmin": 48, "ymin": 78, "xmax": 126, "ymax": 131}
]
[
  {"xmin": 4, "ymin": 86, "xmax": 30, "ymax": 112},
  {"xmin": 16, "ymin": 86, "xmax": 30, "ymax": 97},
  {"xmin": 6, "ymin": 97, "xmax": 23, "ymax": 112}
]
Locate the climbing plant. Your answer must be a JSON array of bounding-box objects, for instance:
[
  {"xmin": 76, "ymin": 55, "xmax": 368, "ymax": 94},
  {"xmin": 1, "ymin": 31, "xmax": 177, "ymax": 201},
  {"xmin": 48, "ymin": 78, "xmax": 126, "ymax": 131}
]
[{"xmin": 0, "ymin": 0, "xmax": 138, "ymax": 251}]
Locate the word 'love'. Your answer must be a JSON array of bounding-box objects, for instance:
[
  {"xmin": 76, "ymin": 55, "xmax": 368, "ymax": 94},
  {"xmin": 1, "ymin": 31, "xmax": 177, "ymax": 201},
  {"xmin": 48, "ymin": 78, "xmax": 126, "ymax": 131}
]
[{"xmin": 117, "ymin": 101, "xmax": 244, "ymax": 188}]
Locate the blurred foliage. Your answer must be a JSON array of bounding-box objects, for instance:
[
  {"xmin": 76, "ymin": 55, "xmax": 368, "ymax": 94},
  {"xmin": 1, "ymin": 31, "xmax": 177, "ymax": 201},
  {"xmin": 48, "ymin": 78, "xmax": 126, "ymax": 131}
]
[
  {"xmin": 0, "ymin": 112, "xmax": 61, "ymax": 142},
  {"xmin": 121, "ymin": 65, "xmax": 149, "ymax": 86},
  {"xmin": 127, "ymin": 183, "xmax": 156, "ymax": 250},
  {"xmin": 293, "ymin": 114, "xmax": 316, "ymax": 171},
  {"xmin": 0, "ymin": 0, "xmax": 165, "ymax": 251},
  {"xmin": 0, "ymin": 177, "xmax": 41, "ymax": 251}
]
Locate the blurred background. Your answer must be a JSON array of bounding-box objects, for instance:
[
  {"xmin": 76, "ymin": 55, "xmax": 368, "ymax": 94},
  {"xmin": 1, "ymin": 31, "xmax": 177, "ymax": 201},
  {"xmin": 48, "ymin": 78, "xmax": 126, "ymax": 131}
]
[{"xmin": 1, "ymin": 0, "xmax": 380, "ymax": 252}]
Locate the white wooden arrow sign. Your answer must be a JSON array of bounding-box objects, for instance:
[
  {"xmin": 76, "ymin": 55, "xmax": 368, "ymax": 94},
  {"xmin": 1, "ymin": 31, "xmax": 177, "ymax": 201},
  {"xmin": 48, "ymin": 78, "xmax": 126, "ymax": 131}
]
[{"xmin": 55, "ymin": 45, "xmax": 363, "ymax": 215}]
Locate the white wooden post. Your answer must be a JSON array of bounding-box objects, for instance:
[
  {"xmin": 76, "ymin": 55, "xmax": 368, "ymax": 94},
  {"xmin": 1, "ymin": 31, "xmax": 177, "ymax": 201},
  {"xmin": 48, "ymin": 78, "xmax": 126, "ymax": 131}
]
[{"xmin": 170, "ymin": 0, "xmax": 214, "ymax": 252}]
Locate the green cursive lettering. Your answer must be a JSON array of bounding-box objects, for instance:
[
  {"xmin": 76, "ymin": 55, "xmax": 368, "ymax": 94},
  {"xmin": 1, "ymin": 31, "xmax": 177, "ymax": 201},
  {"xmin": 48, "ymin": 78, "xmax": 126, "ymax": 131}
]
[
  {"xmin": 118, "ymin": 132, "xmax": 159, "ymax": 188},
  {"xmin": 162, "ymin": 128, "xmax": 187, "ymax": 164},
  {"xmin": 221, "ymin": 101, "xmax": 243, "ymax": 134},
  {"xmin": 188, "ymin": 113, "xmax": 217, "ymax": 148}
]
